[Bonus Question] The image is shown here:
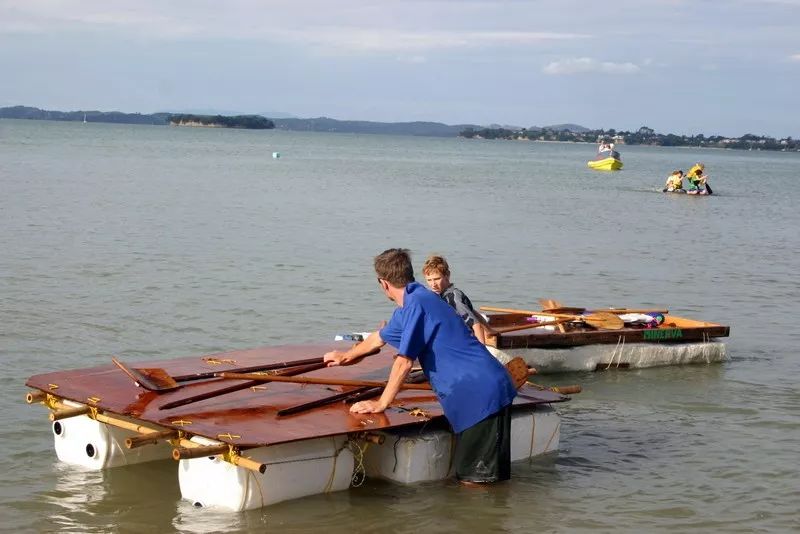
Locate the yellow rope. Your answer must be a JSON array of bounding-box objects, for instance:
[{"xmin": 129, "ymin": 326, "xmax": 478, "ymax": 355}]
[
  {"xmin": 345, "ymin": 437, "xmax": 370, "ymax": 488},
  {"xmin": 246, "ymin": 465, "xmax": 266, "ymax": 509},
  {"xmin": 324, "ymin": 436, "xmax": 351, "ymax": 493},
  {"xmin": 528, "ymin": 411, "xmax": 537, "ymax": 459},
  {"xmin": 605, "ymin": 335, "xmax": 624, "ymax": 370},
  {"xmin": 542, "ymin": 419, "xmax": 560, "ymax": 453}
]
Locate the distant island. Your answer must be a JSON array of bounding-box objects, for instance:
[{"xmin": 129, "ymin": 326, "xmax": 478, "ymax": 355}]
[
  {"xmin": 1, "ymin": 105, "xmax": 796, "ymax": 151},
  {"xmin": 168, "ymin": 114, "xmax": 274, "ymax": 129}
]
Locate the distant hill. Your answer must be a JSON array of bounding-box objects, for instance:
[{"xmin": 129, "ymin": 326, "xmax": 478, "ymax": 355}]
[
  {"xmin": 165, "ymin": 108, "xmax": 297, "ymax": 119},
  {"xmin": 0, "ymin": 105, "xmax": 589, "ymax": 138},
  {"xmin": 272, "ymin": 117, "xmax": 481, "ymax": 137},
  {"xmin": 541, "ymin": 123, "xmax": 591, "ymax": 133},
  {"xmin": 0, "ymin": 105, "xmax": 169, "ymax": 125}
]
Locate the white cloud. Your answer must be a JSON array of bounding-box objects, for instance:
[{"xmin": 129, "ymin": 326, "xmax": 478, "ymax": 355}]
[
  {"xmin": 789, "ymin": 53, "xmax": 800, "ymax": 61},
  {"xmin": 274, "ymin": 28, "xmax": 588, "ymax": 55},
  {"xmin": 543, "ymin": 57, "xmax": 641, "ymax": 75}
]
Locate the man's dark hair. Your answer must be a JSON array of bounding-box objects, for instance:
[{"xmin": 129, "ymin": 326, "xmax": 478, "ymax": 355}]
[{"xmin": 374, "ymin": 248, "xmax": 415, "ymax": 287}]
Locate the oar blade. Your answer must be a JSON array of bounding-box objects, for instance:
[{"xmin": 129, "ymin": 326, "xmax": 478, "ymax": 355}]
[
  {"xmin": 583, "ymin": 312, "xmax": 625, "ymax": 330},
  {"xmin": 538, "ymin": 298, "xmax": 563, "ymax": 311},
  {"xmin": 112, "ymin": 357, "xmax": 181, "ymax": 391},
  {"xmin": 505, "ymin": 357, "xmax": 531, "ymax": 389},
  {"xmin": 137, "ymin": 367, "xmax": 180, "ymax": 390},
  {"xmin": 537, "ymin": 298, "xmax": 586, "ymax": 314}
]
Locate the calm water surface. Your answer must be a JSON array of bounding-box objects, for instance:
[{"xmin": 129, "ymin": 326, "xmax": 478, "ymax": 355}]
[{"xmin": 1, "ymin": 119, "xmax": 798, "ymax": 532}]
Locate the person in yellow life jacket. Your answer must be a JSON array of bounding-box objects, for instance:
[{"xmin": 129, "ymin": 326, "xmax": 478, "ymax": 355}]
[
  {"xmin": 686, "ymin": 163, "xmax": 712, "ymax": 194},
  {"xmin": 663, "ymin": 170, "xmax": 685, "ymax": 192}
]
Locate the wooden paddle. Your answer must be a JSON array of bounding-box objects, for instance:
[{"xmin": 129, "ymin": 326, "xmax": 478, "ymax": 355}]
[
  {"xmin": 215, "ymin": 372, "xmax": 434, "ymax": 390},
  {"xmin": 538, "ymin": 298, "xmax": 585, "ymax": 315},
  {"xmin": 480, "ymin": 306, "xmax": 625, "ymax": 330},
  {"xmin": 487, "ymin": 318, "xmax": 573, "ymax": 335},
  {"xmin": 277, "ymin": 370, "xmax": 428, "ymax": 417},
  {"xmin": 537, "ymin": 298, "xmax": 667, "ymax": 315},
  {"xmin": 116, "ymin": 350, "xmax": 381, "ymax": 393},
  {"xmin": 224, "ymin": 356, "xmax": 532, "ymax": 390},
  {"xmin": 524, "ymin": 382, "xmax": 582, "ymax": 395},
  {"xmin": 112, "ymin": 357, "xmax": 180, "ymax": 392},
  {"xmin": 159, "ymin": 361, "xmax": 329, "ymax": 410}
]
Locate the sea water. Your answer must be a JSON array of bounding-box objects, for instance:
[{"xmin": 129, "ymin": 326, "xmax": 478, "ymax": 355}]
[{"xmin": 1, "ymin": 119, "xmax": 798, "ymax": 532}]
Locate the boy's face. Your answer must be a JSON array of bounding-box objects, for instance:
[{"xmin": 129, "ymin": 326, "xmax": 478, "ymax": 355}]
[{"xmin": 424, "ymin": 271, "xmax": 451, "ymax": 295}]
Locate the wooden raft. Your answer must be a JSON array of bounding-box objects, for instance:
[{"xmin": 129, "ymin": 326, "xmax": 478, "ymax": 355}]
[
  {"xmin": 484, "ymin": 313, "xmax": 729, "ymax": 350},
  {"xmin": 26, "ymin": 342, "xmax": 566, "ymax": 449}
]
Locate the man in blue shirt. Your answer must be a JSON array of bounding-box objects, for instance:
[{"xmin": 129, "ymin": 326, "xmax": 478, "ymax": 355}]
[{"xmin": 324, "ymin": 248, "xmax": 518, "ymax": 483}]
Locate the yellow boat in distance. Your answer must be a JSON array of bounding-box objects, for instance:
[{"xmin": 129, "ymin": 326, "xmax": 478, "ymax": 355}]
[{"xmin": 588, "ymin": 150, "xmax": 623, "ymax": 171}]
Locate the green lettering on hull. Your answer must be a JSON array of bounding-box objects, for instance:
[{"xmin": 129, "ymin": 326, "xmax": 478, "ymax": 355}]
[{"xmin": 643, "ymin": 328, "xmax": 683, "ymax": 340}]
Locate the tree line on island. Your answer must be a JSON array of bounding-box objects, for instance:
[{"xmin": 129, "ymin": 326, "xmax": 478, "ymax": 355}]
[
  {"xmin": 1, "ymin": 105, "xmax": 796, "ymax": 151},
  {"xmin": 168, "ymin": 114, "xmax": 274, "ymax": 129},
  {"xmin": 0, "ymin": 106, "xmax": 274, "ymax": 130},
  {"xmin": 459, "ymin": 125, "xmax": 799, "ymax": 151}
]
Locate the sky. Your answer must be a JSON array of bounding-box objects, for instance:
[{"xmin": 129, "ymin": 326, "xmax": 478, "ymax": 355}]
[{"xmin": 1, "ymin": 0, "xmax": 799, "ymax": 137}]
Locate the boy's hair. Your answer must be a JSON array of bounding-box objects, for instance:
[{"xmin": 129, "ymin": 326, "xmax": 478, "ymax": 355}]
[
  {"xmin": 374, "ymin": 248, "xmax": 415, "ymax": 287},
  {"xmin": 422, "ymin": 254, "xmax": 450, "ymax": 277}
]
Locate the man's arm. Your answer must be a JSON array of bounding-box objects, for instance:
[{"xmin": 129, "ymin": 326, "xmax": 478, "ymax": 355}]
[
  {"xmin": 350, "ymin": 354, "xmax": 414, "ymax": 414},
  {"xmin": 472, "ymin": 322, "xmax": 487, "ymax": 344},
  {"xmin": 324, "ymin": 330, "xmax": 386, "ymax": 366}
]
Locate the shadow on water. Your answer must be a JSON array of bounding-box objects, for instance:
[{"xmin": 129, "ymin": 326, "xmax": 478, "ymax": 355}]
[{"xmin": 22, "ymin": 460, "xmax": 181, "ymax": 533}]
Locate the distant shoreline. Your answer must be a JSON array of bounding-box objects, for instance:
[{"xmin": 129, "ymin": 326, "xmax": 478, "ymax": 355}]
[{"xmin": 1, "ymin": 105, "xmax": 797, "ymax": 151}]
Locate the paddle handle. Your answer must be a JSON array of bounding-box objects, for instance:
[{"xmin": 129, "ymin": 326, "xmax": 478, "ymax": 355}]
[
  {"xmin": 593, "ymin": 309, "xmax": 668, "ymax": 315},
  {"xmin": 482, "ymin": 305, "xmax": 668, "ymax": 317},
  {"xmin": 489, "ymin": 318, "xmax": 572, "ymax": 334},
  {"xmin": 159, "ymin": 361, "xmax": 329, "ymax": 410},
  {"xmin": 480, "ymin": 306, "xmax": 580, "ymax": 319},
  {"xmin": 217, "ymin": 372, "xmax": 432, "ymax": 390}
]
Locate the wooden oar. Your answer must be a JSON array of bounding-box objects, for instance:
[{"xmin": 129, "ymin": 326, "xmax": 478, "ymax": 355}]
[
  {"xmin": 112, "ymin": 357, "xmax": 180, "ymax": 391},
  {"xmin": 538, "ymin": 298, "xmax": 585, "ymax": 315},
  {"xmin": 159, "ymin": 361, "xmax": 328, "ymax": 410},
  {"xmin": 525, "ymin": 382, "xmax": 582, "ymax": 395},
  {"xmin": 171, "ymin": 356, "xmax": 327, "ymax": 383},
  {"xmin": 488, "ymin": 318, "xmax": 573, "ymax": 335},
  {"xmin": 224, "ymin": 356, "xmax": 531, "ymax": 391},
  {"xmin": 113, "ymin": 356, "xmax": 328, "ymax": 392},
  {"xmin": 593, "ymin": 308, "xmax": 668, "ymax": 315},
  {"xmin": 277, "ymin": 370, "xmax": 427, "ymax": 417},
  {"xmin": 276, "ymin": 358, "xmax": 531, "ymax": 417},
  {"xmin": 480, "ymin": 306, "xmax": 625, "ymax": 330},
  {"xmin": 537, "ymin": 299, "xmax": 667, "ymax": 315},
  {"xmin": 116, "ymin": 350, "xmax": 382, "ymax": 393},
  {"xmin": 215, "ymin": 372, "xmax": 434, "ymax": 390}
]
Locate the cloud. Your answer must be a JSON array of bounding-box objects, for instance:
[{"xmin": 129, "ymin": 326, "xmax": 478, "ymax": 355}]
[
  {"xmin": 543, "ymin": 57, "xmax": 641, "ymax": 75},
  {"xmin": 274, "ymin": 28, "xmax": 588, "ymax": 55},
  {"xmin": 789, "ymin": 53, "xmax": 800, "ymax": 61}
]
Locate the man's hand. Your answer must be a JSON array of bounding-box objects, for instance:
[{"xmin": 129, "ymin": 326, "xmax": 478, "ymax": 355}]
[
  {"xmin": 350, "ymin": 400, "xmax": 387, "ymax": 414},
  {"xmin": 323, "ymin": 350, "xmax": 349, "ymax": 367}
]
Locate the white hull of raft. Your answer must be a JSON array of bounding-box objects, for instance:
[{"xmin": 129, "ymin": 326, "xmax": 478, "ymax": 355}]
[
  {"xmin": 179, "ymin": 435, "xmax": 356, "ymax": 511},
  {"xmin": 46, "ymin": 405, "xmax": 560, "ymax": 511},
  {"xmin": 51, "ymin": 401, "xmax": 173, "ymax": 469},
  {"xmin": 364, "ymin": 406, "xmax": 559, "ymax": 484},
  {"xmin": 490, "ymin": 342, "xmax": 726, "ymax": 373}
]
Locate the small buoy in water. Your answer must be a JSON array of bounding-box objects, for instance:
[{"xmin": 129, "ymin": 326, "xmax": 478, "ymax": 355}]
[{"xmin": 272, "ymin": 152, "xmax": 280, "ymax": 159}]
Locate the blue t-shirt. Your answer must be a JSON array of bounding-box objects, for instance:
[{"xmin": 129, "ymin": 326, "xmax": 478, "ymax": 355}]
[{"xmin": 379, "ymin": 282, "xmax": 517, "ymax": 433}]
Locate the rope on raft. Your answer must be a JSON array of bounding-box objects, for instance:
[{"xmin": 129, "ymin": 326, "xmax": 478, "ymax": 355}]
[{"xmin": 605, "ymin": 335, "xmax": 625, "ymax": 370}]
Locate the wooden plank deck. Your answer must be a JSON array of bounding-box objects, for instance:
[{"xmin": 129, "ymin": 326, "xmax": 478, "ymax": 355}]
[{"xmin": 27, "ymin": 342, "xmax": 566, "ymax": 448}]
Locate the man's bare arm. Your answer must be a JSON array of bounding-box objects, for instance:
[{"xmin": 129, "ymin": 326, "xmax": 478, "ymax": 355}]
[
  {"xmin": 324, "ymin": 330, "xmax": 386, "ymax": 366},
  {"xmin": 350, "ymin": 355, "xmax": 414, "ymax": 414}
]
